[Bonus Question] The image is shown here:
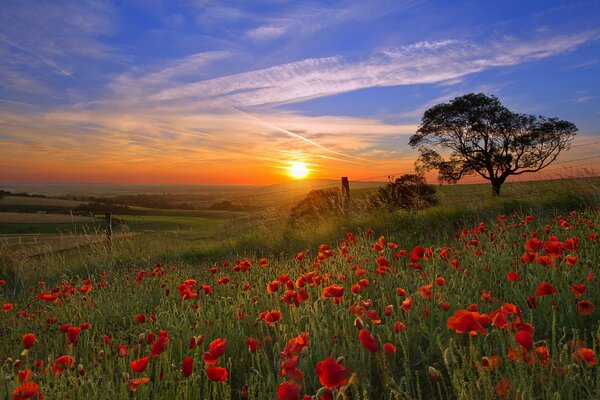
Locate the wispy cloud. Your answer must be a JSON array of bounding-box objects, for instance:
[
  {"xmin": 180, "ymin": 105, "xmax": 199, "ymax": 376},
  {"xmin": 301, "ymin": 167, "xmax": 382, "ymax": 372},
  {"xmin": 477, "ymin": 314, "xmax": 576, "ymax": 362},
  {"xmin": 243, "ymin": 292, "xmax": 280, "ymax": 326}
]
[{"xmin": 147, "ymin": 32, "xmax": 598, "ymax": 107}]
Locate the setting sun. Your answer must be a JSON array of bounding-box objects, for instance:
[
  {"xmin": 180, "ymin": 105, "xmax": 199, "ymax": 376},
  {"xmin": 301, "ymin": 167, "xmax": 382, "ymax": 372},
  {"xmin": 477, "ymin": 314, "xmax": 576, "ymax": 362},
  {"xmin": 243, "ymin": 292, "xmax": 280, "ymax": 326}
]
[{"xmin": 288, "ymin": 161, "xmax": 309, "ymax": 179}]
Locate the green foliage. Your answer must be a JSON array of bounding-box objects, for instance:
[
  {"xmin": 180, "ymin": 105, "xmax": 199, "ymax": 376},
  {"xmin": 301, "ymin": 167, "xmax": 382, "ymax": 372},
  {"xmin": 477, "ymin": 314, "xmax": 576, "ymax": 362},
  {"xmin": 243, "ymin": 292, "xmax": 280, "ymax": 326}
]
[
  {"xmin": 371, "ymin": 174, "xmax": 438, "ymax": 212},
  {"xmin": 409, "ymin": 93, "xmax": 577, "ymax": 195}
]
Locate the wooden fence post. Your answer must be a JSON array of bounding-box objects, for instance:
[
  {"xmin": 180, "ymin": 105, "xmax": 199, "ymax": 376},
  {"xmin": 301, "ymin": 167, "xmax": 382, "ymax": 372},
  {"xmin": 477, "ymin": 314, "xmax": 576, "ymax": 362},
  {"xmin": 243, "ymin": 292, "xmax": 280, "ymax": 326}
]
[
  {"xmin": 105, "ymin": 212, "xmax": 112, "ymax": 249},
  {"xmin": 341, "ymin": 177, "xmax": 350, "ymax": 213}
]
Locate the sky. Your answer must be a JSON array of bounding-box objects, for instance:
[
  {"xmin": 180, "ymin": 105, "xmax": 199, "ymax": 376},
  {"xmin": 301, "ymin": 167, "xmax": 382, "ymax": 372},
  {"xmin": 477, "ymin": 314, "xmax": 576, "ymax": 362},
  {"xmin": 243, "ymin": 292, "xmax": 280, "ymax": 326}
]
[{"xmin": 0, "ymin": 0, "xmax": 599, "ymax": 185}]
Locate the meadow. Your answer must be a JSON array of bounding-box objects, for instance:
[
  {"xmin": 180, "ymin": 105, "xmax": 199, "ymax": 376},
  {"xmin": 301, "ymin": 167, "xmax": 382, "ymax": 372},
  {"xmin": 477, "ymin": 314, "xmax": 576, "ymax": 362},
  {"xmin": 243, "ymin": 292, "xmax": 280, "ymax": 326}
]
[{"xmin": 1, "ymin": 178, "xmax": 599, "ymax": 399}]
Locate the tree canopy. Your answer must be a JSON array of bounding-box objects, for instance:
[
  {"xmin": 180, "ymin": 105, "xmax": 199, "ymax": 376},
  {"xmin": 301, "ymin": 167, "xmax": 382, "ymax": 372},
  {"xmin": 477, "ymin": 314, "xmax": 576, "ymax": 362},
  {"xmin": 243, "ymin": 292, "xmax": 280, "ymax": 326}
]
[{"xmin": 409, "ymin": 93, "xmax": 577, "ymax": 195}]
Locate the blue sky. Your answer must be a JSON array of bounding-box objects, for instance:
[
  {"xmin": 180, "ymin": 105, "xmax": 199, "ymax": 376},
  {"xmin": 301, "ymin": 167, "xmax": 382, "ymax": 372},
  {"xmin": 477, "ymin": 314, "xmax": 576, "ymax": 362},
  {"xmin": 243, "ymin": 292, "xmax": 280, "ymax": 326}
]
[{"xmin": 1, "ymin": 0, "xmax": 599, "ymax": 184}]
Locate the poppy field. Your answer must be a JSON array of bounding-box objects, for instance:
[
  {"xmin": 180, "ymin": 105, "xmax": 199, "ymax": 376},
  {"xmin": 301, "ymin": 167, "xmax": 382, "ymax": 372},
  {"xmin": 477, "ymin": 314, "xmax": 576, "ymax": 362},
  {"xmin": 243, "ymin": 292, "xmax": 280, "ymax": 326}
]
[{"xmin": 1, "ymin": 209, "xmax": 599, "ymax": 399}]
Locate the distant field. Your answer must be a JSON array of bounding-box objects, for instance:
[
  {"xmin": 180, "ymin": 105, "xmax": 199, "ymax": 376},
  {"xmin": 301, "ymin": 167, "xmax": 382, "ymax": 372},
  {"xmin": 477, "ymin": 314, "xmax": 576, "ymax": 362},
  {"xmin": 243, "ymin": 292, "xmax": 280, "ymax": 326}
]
[
  {"xmin": 0, "ymin": 212, "xmax": 94, "ymax": 223},
  {"xmin": 0, "ymin": 195, "xmax": 83, "ymax": 207}
]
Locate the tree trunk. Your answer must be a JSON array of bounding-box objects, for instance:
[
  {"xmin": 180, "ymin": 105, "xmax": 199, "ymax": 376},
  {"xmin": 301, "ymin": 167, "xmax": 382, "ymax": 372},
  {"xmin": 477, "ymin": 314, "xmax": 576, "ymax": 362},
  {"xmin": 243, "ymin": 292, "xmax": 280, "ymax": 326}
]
[
  {"xmin": 491, "ymin": 177, "xmax": 505, "ymax": 196},
  {"xmin": 492, "ymin": 184, "xmax": 501, "ymax": 196}
]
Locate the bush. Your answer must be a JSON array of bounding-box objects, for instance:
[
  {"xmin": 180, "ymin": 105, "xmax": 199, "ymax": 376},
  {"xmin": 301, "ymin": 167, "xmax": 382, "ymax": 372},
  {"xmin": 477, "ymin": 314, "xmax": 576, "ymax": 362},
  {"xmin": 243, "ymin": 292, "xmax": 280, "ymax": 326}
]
[{"xmin": 371, "ymin": 173, "xmax": 438, "ymax": 212}]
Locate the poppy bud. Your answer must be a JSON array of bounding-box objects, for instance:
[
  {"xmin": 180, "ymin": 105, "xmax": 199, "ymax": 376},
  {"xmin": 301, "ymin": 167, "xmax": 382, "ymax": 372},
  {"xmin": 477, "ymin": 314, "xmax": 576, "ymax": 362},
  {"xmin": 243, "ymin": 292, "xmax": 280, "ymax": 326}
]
[
  {"xmin": 443, "ymin": 348, "xmax": 455, "ymax": 365},
  {"xmin": 336, "ymin": 356, "xmax": 345, "ymax": 364},
  {"xmin": 428, "ymin": 366, "xmax": 441, "ymax": 382}
]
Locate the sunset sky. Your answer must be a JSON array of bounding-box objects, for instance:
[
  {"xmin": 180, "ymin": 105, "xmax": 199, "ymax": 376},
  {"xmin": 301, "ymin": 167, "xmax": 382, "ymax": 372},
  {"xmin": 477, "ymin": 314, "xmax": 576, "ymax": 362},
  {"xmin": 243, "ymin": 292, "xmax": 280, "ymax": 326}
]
[{"xmin": 1, "ymin": 0, "xmax": 599, "ymax": 185}]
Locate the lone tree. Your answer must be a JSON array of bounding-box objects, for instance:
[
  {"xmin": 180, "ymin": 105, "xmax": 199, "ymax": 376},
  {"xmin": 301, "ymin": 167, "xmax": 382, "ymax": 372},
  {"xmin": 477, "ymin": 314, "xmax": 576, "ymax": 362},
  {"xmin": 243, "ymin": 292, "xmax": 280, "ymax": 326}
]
[{"xmin": 409, "ymin": 93, "xmax": 577, "ymax": 196}]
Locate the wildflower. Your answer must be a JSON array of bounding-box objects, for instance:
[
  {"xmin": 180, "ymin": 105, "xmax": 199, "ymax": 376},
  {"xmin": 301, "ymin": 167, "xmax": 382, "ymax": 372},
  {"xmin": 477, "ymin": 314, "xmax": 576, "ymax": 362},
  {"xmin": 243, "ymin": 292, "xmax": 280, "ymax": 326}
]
[{"xmin": 314, "ymin": 357, "xmax": 351, "ymax": 388}]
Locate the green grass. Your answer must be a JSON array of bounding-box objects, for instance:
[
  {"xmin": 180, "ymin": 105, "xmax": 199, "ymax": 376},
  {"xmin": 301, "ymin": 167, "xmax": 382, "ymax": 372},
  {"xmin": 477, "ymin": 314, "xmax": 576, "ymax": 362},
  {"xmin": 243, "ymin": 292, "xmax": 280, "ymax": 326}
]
[{"xmin": 0, "ymin": 207, "xmax": 598, "ymax": 399}]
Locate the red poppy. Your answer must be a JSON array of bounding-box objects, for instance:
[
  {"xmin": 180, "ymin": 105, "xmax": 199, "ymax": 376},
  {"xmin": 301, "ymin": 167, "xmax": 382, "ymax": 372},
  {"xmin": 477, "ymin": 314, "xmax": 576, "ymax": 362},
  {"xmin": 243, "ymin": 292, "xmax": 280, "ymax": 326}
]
[
  {"xmin": 534, "ymin": 282, "xmax": 557, "ymax": 297},
  {"xmin": 277, "ymin": 381, "xmax": 301, "ymax": 400},
  {"xmin": 128, "ymin": 377, "xmax": 150, "ymax": 392},
  {"xmin": 206, "ymin": 366, "xmax": 228, "ymax": 382},
  {"xmin": 571, "ymin": 284, "xmax": 587, "ymax": 297},
  {"xmin": 447, "ymin": 310, "xmax": 488, "ymax": 336},
  {"xmin": 495, "ymin": 378, "xmax": 512, "ymax": 398},
  {"xmin": 22, "ymin": 334, "xmax": 36, "ymax": 350},
  {"xmin": 150, "ymin": 335, "xmax": 168, "ymax": 356},
  {"xmin": 573, "ymin": 348, "xmax": 596, "ymax": 366},
  {"xmin": 67, "ymin": 326, "xmax": 81, "ymax": 345},
  {"xmin": 135, "ymin": 314, "xmax": 146, "ymax": 324},
  {"xmin": 524, "ymin": 238, "xmax": 543, "ymax": 251},
  {"xmin": 282, "ymin": 332, "xmax": 309, "ymax": 357},
  {"xmin": 314, "ymin": 357, "xmax": 351, "ymax": 388},
  {"xmin": 130, "ymin": 356, "xmax": 150, "ymax": 373},
  {"xmin": 393, "ymin": 321, "xmax": 406, "ymax": 334},
  {"xmin": 117, "ymin": 344, "xmax": 128, "ymax": 357},
  {"xmin": 565, "ymin": 255, "xmax": 578, "ymax": 265},
  {"xmin": 203, "ymin": 338, "xmax": 227, "ymax": 364},
  {"xmin": 358, "ymin": 329, "xmax": 378, "ymax": 352},
  {"xmin": 12, "ymin": 381, "xmax": 40, "ymax": 399},
  {"xmin": 322, "ymin": 284, "xmax": 344, "ymax": 300},
  {"xmin": 182, "ymin": 357, "xmax": 193, "ymax": 377},
  {"xmin": 383, "ymin": 343, "xmax": 396, "ymax": 353},
  {"xmin": 259, "ymin": 310, "xmax": 282, "ymax": 324},
  {"xmin": 577, "ymin": 300, "xmax": 595, "ymax": 316},
  {"xmin": 17, "ymin": 369, "xmax": 32, "ymax": 383},
  {"xmin": 52, "ymin": 355, "xmax": 75, "ymax": 374},
  {"xmin": 506, "ymin": 271, "xmax": 522, "ymax": 282},
  {"xmin": 400, "ymin": 297, "xmax": 413, "ymax": 312},
  {"xmin": 514, "ymin": 330, "xmax": 534, "ymax": 350},
  {"xmin": 267, "ymin": 280, "xmax": 280, "ymax": 293}
]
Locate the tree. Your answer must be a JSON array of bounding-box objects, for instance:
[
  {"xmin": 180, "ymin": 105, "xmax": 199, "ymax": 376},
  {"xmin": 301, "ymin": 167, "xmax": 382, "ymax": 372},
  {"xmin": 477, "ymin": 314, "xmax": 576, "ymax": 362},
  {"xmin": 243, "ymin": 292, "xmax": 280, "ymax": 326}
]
[
  {"xmin": 409, "ymin": 93, "xmax": 577, "ymax": 196},
  {"xmin": 371, "ymin": 174, "xmax": 437, "ymax": 212}
]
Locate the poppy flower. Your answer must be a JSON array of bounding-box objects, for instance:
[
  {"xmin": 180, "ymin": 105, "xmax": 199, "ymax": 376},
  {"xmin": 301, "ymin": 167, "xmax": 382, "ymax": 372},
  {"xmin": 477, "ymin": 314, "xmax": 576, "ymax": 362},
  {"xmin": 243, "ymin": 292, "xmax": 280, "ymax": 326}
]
[
  {"xmin": 67, "ymin": 326, "xmax": 81, "ymax": 345},
  {"xmin": 128, "ymin": 377, "xmax": 150, "ymax": 393},
  {"xmin": 150, "ymin": 335, "xmax": 168, "ymax": 356},
  {"xmin": 447, "ymin": 310, "xmax": 488, "ymax": 336},
  {"xmin": 22, "ymin": 334, "xmax": 36, "ymax": 350},
  {"xmin": 182, "ymin": 357, "xmax": 193, "ymax": 377},
  {"xmin": 203, "ymin": 338, "xmax": 226, "ymax": 364},
  {"xmin": 282, "ymin": 333, "xmax": 309, "ymax": 357},
  {"xmin": 400, "ymin": 297, "xmax": 413, "ymax": 312},
  {"xmin": 12, "ymin": 381, "xmax": 40, "ymax": 399},
  {"xmin": 383, "ymin": 343, "xmax": 396, "ymax": 353},
  {"xmin": 52, "ymin": 355, "xmax": 75, "ymax": 374},
  {"xmin": 279, "ymin": 356, "xmax": 304, "ymax": 381},
  {"xmin": 577, "ymin": 300, "xmax": 595, "ymax": 316},
  {"xmin": 134, "ymin": 314, "xmax": 146, "ymax": 324},
  {"xmin": 206, "ymin": 366, "xmax": 228, "ymax": 382},
  {"xmin": 494, "ymin": 378, "xmax": 512, "ymax": 398},
  {"xmin": 117, "ymin": 344, "xmax": 128, "ymax": 357},
  {"xmin": 524, "ymin": 238, "xmax": 543, "ymax": 251},
  {"xmin": 514, "ymin": 330, "xmax": 534, "ymax": 350},
  {"xmin": 570, "ymin": 284, "xmax": 587, "ymax": 297},
  {"xmin": 3, "ymin": 303, "xmax": 13, "ymax": 313},
  {"xmin": 565, "ymin": 255, "xmax": 578, "ymax": 265},
  {"xmin": 314, "ymin": 357, "xmax": 351, "ymax": 388},
  {"xmin": 534, "ymin": 282, "xmax": 557, "ymax": 297},
  {"xmin": 573, "ymin": 348, "xmax": 596, "ymax": 366},
  {"xmin": 17, "ymin": 369, "xmax": 32, "ymax": 383},
  {"xmin": 259, "ymin": 310, "xmax": 282, "ymax": 324},
  {"xmin": 393, "ymin": 321, "xmax": 406, "ymax": 334},
  {"xmin": 322, "ymin": 284, "xmax": 344, "ymax": 300},
  {"xmin": 130, "ymin": 356, "xmax": 150, "ymax": 373},
  {"xmin": 277, "ymin": 381, "xmax": 301, "ymax": 400},
  {"xmin": 358, "ymin": 329, "xmax": 378, "ymax": 352},
  {"xmin": 506, "ymin": 271, "xmax": 522, "ymax": 282}
]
